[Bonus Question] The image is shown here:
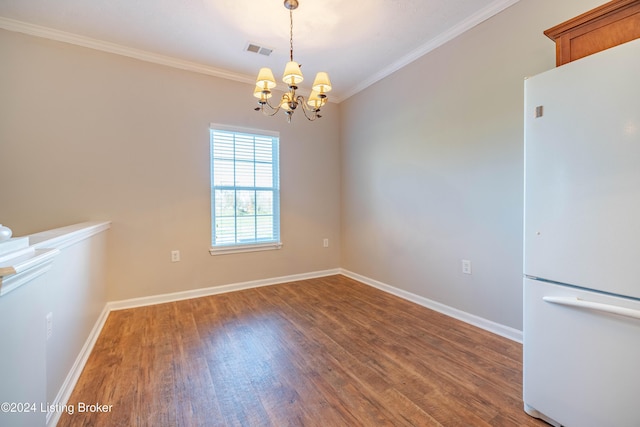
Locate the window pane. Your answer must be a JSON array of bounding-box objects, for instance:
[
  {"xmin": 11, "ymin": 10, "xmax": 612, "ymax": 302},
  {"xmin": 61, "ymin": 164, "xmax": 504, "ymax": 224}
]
[
  {"xmin": 235, "ymin": 161, "xmax": 255, "ymax": 187},
  {"xmin": 255, "ymin": 163, "xmax": 272, "ymax": 187},
  {"xmin": 256, "ymin": 191, "xmax": 273, "ymax": 215},
  {"xmin": 256, "ymin": 216, "xmax": 274, "ymax": 240},
  {"xmin": 215, "ymin": 217, "xmax": 236, "ymax": 245},
  {"xmin": 213, "ymin": 159, "xmax": 235, "ymax": 186},
  {"xmin": 214, "ymin": 190, "xmax": 235, "ymax": 216},
  {"xmin": 214, "ymin": 145, "xmax": 234, "ymax": 161},
  {"xmin": 235, "ymin": 136, "xmax": 255, "ymax": 161},
  {"xmin": 255, "ymin": 139, "xmax": 272, "ymax": 163},
  {"xmin": 236, "ymin": 216, "xmax": 256, "ymax": 242},
  {"xmin": 236, "ymin": 190, "xmax": 255, "ymax": 216},
  {"xmin": 213, "ymin": 132, "xmax": 234, "ymax": 159}
]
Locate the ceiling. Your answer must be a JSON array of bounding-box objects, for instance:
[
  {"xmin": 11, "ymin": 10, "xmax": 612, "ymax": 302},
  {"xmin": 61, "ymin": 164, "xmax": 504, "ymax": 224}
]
[{"xmin": 0, "ymin": 0, "xmax": 519, "ymax": 102}]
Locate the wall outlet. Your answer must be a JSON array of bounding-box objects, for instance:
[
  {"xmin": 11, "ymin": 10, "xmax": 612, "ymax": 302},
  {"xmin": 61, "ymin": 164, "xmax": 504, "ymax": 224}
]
[
  {"xmin": 46, "ymin": 312, "xmax": 53, "ymax": 340},
  {"xmin": 171, "ymin": 250, "xmax": 181, "ymax": 262},
  {"xmin": 323, "ymin": 238, "xmax": 329, "ymax": 248},
  {"xmin": 462, "ymin": 259, "xmax": 472, "ymax": 275}
]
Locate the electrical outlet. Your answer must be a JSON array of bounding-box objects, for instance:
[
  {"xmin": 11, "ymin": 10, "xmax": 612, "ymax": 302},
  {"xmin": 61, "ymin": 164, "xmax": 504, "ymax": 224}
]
[
  {"xmin": 323, "ymin": 238, "xmax": 329, "ymax": 248},
  {"xmin": 46, "ymin": 312, "xmax": 53, "ymax": 340},
  {"xmin": 462, "ymin": 259, "xmax": 472, "ymax": 275},
  {"xmin": 171, "ymin": 250, "xmax": 180, "ymax": 262}
]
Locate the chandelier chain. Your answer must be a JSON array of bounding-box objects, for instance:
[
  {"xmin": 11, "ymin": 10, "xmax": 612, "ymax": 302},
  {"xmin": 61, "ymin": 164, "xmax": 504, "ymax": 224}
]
[{"xmin": 289, "ymin": 9, "xmax": 294, "ymax": 62}]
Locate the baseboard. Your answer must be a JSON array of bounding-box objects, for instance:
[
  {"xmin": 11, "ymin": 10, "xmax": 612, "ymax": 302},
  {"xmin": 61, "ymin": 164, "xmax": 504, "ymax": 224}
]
[
  {"xmin": 47, "ymin": 305, "xmax": 111, "ymax": 427},
  {"xmin": 107, "ymin": 268, "xmax": 342, "ymax": 311},
  {"xmin": 340, "ymin": 269, "xmax": 523, "ymax": 343}
]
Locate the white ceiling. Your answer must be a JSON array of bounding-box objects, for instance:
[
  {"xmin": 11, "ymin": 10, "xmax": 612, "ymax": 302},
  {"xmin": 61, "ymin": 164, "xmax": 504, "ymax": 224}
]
[{"xmin": 0, "ymin": 0, "xmax": 519, "ymax": 102}]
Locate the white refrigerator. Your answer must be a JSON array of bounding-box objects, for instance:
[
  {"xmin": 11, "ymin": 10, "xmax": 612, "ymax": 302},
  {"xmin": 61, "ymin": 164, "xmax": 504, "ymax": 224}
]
[{"xmin": 523, "ymin": 38, "xmax": 640, "ymax": 427}]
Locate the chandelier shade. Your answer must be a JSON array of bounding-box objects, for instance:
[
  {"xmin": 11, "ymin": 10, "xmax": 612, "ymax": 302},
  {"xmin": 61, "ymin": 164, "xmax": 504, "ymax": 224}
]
[
  {"xmin": 281, "ymin": 100, "xmax": 292, "ymax": 111},
  {"xmin": 282, "ymin": 61, "xmax": 304, "ymax": 86},
  {"xmin": 256, "ymin": 67, "xmax": 277, "ymax": 89},
  {"xmin": 312, "ymin": 72, "xmax": 332, "ymax": 94},
  {"xmin": 307, "ymin": 91, "xmax": 327, "ymax": 109},
  {"xmin": 254, "ymin": 85, "xmax": 273, "ymax": 99},
  {"xmin": 253, "ymin": 0, "xmax": 332, "ymax": 122}
]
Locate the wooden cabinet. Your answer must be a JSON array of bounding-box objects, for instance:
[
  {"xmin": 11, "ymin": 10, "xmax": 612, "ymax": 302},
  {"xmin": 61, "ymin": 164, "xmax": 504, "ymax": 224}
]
[{"xmin": 544, "ymin": 0, "xmax": 640, "ymax": 66}]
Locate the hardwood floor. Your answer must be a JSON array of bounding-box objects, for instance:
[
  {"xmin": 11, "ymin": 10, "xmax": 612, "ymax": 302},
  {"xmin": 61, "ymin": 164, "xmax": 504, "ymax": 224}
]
[{"xmin": 58, "ymin": 275, "xmax": 546, "ymax": 426}]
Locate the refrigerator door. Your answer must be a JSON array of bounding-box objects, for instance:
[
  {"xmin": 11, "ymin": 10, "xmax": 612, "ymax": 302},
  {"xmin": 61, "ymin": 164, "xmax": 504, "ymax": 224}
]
[
  {"xmin": 524, "ymin": 38, "xmax": 640, "ymax": 299},
  {"xmin": 523, "ymin": 278, "xmax": 640, "ymax": 427}
]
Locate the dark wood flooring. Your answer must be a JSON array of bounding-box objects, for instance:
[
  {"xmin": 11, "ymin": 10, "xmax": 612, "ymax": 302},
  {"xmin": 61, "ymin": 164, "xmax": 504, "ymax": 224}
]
[{"xmin": 57, "ymin": 275, "xmax": 547, "ymax": 426}]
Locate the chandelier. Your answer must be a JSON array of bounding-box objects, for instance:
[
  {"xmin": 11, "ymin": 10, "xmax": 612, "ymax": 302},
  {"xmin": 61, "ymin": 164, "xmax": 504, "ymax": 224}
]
[{"xmin": 253, "ymin": 0, "xmax": 332, "ymax": 122}]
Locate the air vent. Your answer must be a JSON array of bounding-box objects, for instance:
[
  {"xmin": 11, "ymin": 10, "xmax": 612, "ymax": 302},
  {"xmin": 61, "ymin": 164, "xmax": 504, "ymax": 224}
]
[{"xmin": 245, "ymin": 43, "xmax": 273, "ymax": 56}]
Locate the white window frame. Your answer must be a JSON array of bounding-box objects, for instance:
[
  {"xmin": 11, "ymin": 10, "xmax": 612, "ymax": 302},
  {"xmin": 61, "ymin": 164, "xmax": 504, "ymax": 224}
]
[{"xmin": 209, "ymin": 124, "xmax": 282, "ymax": 255}]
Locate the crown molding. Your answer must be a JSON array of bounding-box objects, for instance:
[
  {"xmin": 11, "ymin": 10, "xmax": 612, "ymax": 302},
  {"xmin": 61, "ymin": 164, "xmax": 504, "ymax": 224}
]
[
  {"xmin": 0, "ymin": 16, "xmax": 256, "ymax": 85},
  {"xmin": 339, "ymin": 0, "xmax": 522, "ymax": 101}
]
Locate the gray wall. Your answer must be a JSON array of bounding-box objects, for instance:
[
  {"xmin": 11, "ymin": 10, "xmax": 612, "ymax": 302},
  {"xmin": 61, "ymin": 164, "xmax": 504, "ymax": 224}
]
[
  {"xmin": 339, "ymin": 0, "xmax": 603, "ymax": 330},
  {"xmin": 0, "ymin": 30, "xmax": 342, "ymax": 301}
]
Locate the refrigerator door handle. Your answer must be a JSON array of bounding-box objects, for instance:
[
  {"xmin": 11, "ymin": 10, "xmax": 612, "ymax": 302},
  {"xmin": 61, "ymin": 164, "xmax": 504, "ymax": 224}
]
[{"xmin": 543, "ymin": 296, "xmax": 640, "ymax": 320}]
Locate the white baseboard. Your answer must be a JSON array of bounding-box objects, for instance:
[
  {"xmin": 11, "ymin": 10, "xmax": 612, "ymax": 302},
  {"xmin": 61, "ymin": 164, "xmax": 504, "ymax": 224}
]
[
  {"xmin": 340, "ymin": 269, "xmax": 523, "ymax": 343},
  {"xmin": 47, "ymin": 305, "xmax": 111, "ymax": 427},
  {"xmin": 107, "ymin": 268, "xmax": 342, "ymax": 311}
]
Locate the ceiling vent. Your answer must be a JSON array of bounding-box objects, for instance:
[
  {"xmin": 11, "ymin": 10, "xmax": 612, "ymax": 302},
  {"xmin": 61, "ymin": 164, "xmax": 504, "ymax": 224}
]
[{"xmin": 245, "ymin": 43, "xmax": 273, "ymax": 57}]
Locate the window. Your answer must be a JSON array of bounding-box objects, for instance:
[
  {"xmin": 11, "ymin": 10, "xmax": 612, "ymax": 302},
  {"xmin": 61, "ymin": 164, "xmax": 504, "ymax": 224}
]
[{"xmin": 209, "ymin": 124, "xmax": 281, "ymax": 255}]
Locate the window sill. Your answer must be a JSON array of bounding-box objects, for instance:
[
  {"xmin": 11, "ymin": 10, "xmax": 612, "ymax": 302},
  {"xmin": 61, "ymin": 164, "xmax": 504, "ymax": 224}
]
[{"xmin": 209, "ymin": 242, "xmax": 283, "ymax": 256}]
